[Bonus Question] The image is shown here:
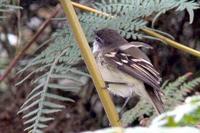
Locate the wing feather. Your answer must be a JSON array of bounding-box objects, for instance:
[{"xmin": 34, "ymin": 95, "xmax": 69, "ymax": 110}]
[
  {"xmin": 103, "ymin": 43, "xmax": 164, "ymax": 113},
  {"xmin": 104, "ymin": 49, "xmax": 161, "ymax": 91}
]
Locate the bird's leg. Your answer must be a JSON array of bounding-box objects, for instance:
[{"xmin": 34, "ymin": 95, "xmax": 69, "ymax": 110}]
[
  {"xmin": 104, "ymin": 82, "xmax": 109, "ymax": 89},
  {"xmin": 105, "ymin": 81, "xmax": 127, "ymax": 86},
  {"xmin": 119, "ymin": 97, "xmax": 131, "ymax": 116},
  {"xmin": 104, "ymin": 81, "xmax": 127, "ymax": 89}
]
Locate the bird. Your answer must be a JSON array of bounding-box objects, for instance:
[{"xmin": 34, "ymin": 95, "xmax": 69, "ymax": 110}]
[{"xmin": 92, "ymin": 28, "xmax": 164, "ymax": 114}]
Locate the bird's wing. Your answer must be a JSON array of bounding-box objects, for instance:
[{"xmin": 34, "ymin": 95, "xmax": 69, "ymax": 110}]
[
  {"xmin": 120, "ymin": 41, "xmax": 153, "ymax": 50},
  {"xmin": 103, "ymin": 43, "xmax": 162, "ymax": 91},
  {"xmin": 103, "ymin": 42, "xmax": 164, "ymax": 113}
]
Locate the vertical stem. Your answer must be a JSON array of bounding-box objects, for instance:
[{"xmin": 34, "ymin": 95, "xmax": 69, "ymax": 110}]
[
  {"xmin": 17, "ymin": 0, "xmax": 21, "ymax": 47},
  {"xmin": 59, "ymin": 0, "xmax": 121, "ymax": 127}
]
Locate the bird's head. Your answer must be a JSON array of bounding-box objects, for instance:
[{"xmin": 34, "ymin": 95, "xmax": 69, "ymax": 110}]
[{"xmin": 93, "ymin": 28, "xmax": 127, "ymax": 53}]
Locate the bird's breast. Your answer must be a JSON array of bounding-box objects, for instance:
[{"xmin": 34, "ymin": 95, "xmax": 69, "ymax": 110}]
[{"xmin": 95, "ymin": 54, "xmax": 144, "ymax": 97}]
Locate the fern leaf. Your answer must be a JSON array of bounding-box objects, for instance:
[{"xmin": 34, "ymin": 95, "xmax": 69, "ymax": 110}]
[
  {"xmin": 22, "ymin": 109, "xmax": 39, "ymax": 119},
  {"xmin": 24, "ymin": 124, "xmax": 35, "ymax": 131},
  {"xmin": 18, "ymin": 47, "xmax": 76, "ymax": 133},
  {"xmin": 18, "ymin": 0, "xmax": 199, "ymax": 132},
  {"xmin": 45, "ymin": 93, "xmax": 74, "ymax": 102},
  {"xmin": 41, "ymin": 109, "xmax": 62, "ymax": 114},
  {"xmin": 20, "ymin": 91, "xmax": 43, "ymax": 109},
  {"xmin": 18, "ymin": 99, "xmax": 40, "ymax": 114},
  {"xmin": 39, "ymin": 117, "xmax": 54, "ymax": 122},
  {"xmin": 180, "ymin": 77, "xmax": 200, "ymax": 91},
  {"xmin": 47, "ymin": 83, "xmax": 81, "ymax": 92},
  {"xmin": 122, "ymin": 73, "xmax": 200, "ymax": 126},
  {"xmin": 24, "ymin": 116, "xmax": 37, "ymax": 125},
  {"xmin": 43, "ymin": 102, "xmax": 65, "ymax": 109},
  {"xmin": 26, "ymin": 83, "xmax": 44, "ymax": 98}
]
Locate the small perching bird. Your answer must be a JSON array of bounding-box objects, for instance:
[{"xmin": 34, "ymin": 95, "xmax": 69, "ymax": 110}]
[{"xmin": 93, "ymin": 28, "xmax": 164, "ymax": 114}]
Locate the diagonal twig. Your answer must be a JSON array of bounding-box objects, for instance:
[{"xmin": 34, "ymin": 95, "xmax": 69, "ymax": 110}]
[
  {"xmin": 71, "ymin": 2, "xmax": 200, "ymax": 58},
  {"xmin": 0, "ymin": 5, "xmax": 60, "ymax": 81}
]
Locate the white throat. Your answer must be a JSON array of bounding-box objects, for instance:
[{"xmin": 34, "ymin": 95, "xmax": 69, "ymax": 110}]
[{"xmin": 92, "ymin": 40, "xmax": 100, "ymax": 53}]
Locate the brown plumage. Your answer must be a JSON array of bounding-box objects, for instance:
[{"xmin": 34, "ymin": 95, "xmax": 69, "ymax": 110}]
[{"xmin": 93, "ymin": 28, "xmax": 164, "ymax": 114}]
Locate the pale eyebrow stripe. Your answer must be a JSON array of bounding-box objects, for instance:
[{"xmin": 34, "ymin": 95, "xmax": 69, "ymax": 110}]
[
  {"xmin": 119, "ymin": 44, "xmax": 139, "ymax": 50},
  {"xmin": 119, "ymin": 43, "xmax": 152, "ymax": 50},
  {"xmin": 131, "ymin": 58, "xmax": 153, "ymax": 66}
]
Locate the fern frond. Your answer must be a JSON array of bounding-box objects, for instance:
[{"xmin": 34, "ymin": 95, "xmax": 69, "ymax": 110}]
[
  {"xmin": 163, "ymin": 73, "xmax": 192, "ymax": 99},
  {"xmin": 152, "ymin": 0, "xmax": 199, "ymax": 25},
  {"xmin": 79, "ymin": 0, "xmax": 199, "ymax": 40},
  {"xmin": 94, "ymin": 0, "xmax": 199, "ymax": 27},
  {"xmin": 18, "ymin": 47, "xmax": 69, "ymax": 133},
  {"xmin": 18, "ymin": 0, "xmax": 199, "ymax": 132},
  {"xmin": 122, "ymin": 73, "xmax": 200, "ymax": 126},
  {"xmin": 152, "ymin": 96, "xmax": 200, "ymax": 127},
  {"xmin": 18, "ymin": 24, "xmax": 91, "ymax": 132},
  {"xmin": 18, "ymin": 46, "xmax": 88, "ymax": 133},
  {"xmin": 121, "ymin": 100, "xmax": 153, "ymax": 126},
  {"xmin": 180, "ymin": 77, "xmax": 200, "ymax": 93}
]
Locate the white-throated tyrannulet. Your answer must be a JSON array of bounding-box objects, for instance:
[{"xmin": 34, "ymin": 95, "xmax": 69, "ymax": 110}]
[{"xmin": 93, "ymin": 28, "xmax": 164, "ymax": 114}]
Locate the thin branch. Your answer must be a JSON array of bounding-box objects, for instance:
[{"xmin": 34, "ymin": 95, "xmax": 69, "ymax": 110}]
[
  {"xmin": 71, "ymin": 1, "xmax": 200, "ymax": 58},
  {"xmin": 71, "ymin": 2, "xmax": 113, "ymax": 17},
  {"xmin": 0, "ymin": 5, "xmax": 60, "ymax": 81},
  {"xmin": 141, "ymin": 28, "xmax": 200, "ymax": 58}
]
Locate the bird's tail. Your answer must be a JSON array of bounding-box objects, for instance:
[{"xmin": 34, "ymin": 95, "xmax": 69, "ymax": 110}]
[{"xmin": 144, "ymin": 87, "xmax": 164, "ymax": 114}]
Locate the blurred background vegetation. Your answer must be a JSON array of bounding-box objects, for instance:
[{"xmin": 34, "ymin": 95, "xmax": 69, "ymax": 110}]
[{"xmin": 0, "ymin": 0, "xmax": 200, "ymax": 133}]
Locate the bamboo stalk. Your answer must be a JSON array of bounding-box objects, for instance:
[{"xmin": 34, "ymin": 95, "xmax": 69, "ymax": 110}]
[
  {"xmin": 59, "ymin": 0, "xmax": 121, "ymax": 127},
  {"xmin": 72, "ymin": 2, "xmax": 112, "ymax": 17},
  {"xmin": 71, "ymin": 2, "xmax": 200, "ymax": 58}
]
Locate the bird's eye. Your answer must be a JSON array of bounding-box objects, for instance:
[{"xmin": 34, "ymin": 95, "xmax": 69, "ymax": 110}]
[{"xmin": 96, "ymin": 36, "xmax": 103, "ymax": 44}]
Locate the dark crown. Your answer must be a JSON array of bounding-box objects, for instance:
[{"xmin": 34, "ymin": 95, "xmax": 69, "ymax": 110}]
[{"xmin": 95, "ymin": 28, "xmax": 127, "ymax": 46}]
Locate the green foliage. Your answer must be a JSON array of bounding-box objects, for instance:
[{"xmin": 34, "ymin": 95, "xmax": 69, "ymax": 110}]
[
  {"xmin": 17, "ymin": 28, "xmax": 90, "ymax": 133},
  {"xmin": 151, "ymin": 96, "xmax": 200, "ymax": 127},
  {"xmin": 18, "ymin": 0, "xmax": 199, "ymax": 132},
  {"xmin": 80, "ymin": 0, "xmax": 199, "ymax": 40},
  {"xmin": 181, "ymin": 77, "xmax": 200, "ymax": 92},
  {"xmin": 122, "ymin": 73, "xmax": 200, "ymax": 126},
  {"xmin": 83, "ymin": 96, "xmax": 200, "ymax": 133},
  {"xmin": 163, "ymin": 73, "xmax": 193, "ymax": 110}
]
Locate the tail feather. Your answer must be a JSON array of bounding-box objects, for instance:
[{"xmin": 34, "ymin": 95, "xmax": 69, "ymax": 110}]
[{"xmin": 145, "ymin": 88, "xmax": 164, "ymax": 114}]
